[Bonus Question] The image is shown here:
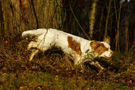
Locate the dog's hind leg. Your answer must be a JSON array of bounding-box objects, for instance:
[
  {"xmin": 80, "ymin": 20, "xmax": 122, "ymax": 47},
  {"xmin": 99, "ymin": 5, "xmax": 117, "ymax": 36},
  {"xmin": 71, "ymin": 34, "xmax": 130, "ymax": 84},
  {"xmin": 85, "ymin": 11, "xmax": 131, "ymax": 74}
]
[{"xmin": 29, "ymin": 49, "xmax": 39, "ymax": 61}]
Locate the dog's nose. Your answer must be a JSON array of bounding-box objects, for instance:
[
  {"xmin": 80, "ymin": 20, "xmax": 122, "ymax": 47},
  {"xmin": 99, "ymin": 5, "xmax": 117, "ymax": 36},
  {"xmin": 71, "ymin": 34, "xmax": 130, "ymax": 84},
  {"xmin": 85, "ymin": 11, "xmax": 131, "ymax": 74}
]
[{"xmin": 111, "ymin": 51, "xmax": 114, "ymax": 56}]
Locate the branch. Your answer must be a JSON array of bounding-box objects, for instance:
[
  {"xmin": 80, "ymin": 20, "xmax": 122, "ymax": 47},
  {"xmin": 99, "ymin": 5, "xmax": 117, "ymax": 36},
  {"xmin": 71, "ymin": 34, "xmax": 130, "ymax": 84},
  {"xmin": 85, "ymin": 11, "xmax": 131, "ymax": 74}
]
[{"xmin": 69, "ymin": 4, "xmax": 91, "ymax": 40}]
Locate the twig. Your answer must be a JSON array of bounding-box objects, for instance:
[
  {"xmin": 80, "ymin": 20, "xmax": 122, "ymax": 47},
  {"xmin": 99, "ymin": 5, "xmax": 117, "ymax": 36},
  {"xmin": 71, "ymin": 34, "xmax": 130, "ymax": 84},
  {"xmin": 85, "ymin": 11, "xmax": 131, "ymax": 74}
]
[
  {"xmin": 69, "ymin": 4, "xmax": 91, "ymax": 40},
  {"xmin": 31, "ymin": 0, "xmax": 39, "ymax": 28}
]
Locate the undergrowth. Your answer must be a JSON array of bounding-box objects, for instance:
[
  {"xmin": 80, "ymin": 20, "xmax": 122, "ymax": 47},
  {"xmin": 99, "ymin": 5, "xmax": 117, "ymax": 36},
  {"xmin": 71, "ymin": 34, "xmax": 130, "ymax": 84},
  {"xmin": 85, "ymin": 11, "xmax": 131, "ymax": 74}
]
[{"xmin": 0, "ymin": 36, "xmax": 135, "ymax": 89}]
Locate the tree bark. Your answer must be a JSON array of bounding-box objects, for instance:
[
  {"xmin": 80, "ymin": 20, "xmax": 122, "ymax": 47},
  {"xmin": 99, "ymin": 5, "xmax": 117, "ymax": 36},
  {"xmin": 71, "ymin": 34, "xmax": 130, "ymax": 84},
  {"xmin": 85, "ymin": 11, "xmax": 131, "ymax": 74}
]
[
  {"xmin": 0, "ymin": 0, "xmax": 4, "ymax": 37},
  {"xmin": 125, "ymin": 18, "xmax": 128, "ymax": 53},
  {"xmin": 104, "ymin": 0, "xmax": 112, "ymax": 39},
  {"xmin": 129, "ymin": 0, "xmax": 135, "ymax": 44},
  {"xmin": 0, "ymin": 0, "xmax": 62, "ymax": 37},
  {"xmin": 89, "ymin": 0, "xmax": 98, "ymax": 39},
  {"xmin": 114, "ymin": 0, "xmax": 122, "ymax": 51}
]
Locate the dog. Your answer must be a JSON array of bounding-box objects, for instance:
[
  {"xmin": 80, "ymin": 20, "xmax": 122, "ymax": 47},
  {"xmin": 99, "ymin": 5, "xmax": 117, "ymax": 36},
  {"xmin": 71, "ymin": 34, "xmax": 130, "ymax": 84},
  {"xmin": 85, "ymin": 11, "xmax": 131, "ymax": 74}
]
[{"xmin": 22, "ymin": 28, "xmax": 114, "ymax": 73}]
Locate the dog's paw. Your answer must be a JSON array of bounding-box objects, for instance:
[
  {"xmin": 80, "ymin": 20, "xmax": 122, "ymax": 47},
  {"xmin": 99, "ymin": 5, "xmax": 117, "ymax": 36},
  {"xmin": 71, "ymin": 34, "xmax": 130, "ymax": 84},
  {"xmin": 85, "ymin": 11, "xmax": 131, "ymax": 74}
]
[{"xmin": 97, "ymin": 68, "xmax": 106, "ymax": 75}]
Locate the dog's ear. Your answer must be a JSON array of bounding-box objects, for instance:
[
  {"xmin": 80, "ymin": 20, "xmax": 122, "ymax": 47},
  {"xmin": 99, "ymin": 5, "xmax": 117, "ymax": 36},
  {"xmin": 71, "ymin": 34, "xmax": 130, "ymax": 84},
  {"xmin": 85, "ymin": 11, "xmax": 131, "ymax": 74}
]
[
  {"xmin": 90, "ymin": 40, "xmax": 99, "ymax": 49},
  {"xmin": 104, "ymin": 36, "xmax": 110, "ymax": 44},
  {"xmin": 90, "ymin": 40, "xmax": 100, "ymax": 51}
]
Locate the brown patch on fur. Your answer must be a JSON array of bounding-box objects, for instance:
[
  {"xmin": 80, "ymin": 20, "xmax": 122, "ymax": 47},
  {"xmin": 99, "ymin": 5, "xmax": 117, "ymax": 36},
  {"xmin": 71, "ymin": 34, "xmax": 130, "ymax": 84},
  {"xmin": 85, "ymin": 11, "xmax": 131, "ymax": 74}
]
[
  {"xmin": 90, "ymin": 40, "xmax": 108, "ymax": 55},
  {"xmin": 67, "ymin": 36, "xmax": 82, "ymax": 55}
]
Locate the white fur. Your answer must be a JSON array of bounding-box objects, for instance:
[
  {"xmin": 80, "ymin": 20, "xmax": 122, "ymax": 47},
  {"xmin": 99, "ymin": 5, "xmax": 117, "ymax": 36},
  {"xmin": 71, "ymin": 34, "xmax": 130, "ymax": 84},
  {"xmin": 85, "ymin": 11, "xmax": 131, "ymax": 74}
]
[{"xmin": 22, "ymin": 28, "xmax": 114, "ymax": 70}]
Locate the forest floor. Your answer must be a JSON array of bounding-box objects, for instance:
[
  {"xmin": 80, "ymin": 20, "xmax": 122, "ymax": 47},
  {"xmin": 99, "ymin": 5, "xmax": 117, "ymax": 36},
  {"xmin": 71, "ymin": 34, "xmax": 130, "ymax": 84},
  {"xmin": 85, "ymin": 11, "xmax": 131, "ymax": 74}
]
[{"xmin": 0, "ymin": 37, "xmax": 135, "ymax": 90}]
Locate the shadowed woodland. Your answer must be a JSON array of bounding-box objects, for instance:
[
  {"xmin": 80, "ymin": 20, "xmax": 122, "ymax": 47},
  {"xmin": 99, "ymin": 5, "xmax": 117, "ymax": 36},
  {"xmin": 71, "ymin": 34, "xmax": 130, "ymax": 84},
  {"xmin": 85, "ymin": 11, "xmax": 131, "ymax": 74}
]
[{"xmin": 0, "ymin": 0, "xmax": 135, "ymax": 89}]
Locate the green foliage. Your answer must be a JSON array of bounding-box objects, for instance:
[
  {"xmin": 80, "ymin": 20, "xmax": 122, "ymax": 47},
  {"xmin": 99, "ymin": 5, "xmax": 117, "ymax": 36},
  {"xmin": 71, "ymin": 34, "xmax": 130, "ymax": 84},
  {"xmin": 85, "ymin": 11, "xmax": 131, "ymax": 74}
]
[
  {"xmin": 85, "ymin": 49, "xmax": 94, "ymax": 58},
  {"xmin": 83, "ymin": 49, "xmax": 94, "ymax": 62}
]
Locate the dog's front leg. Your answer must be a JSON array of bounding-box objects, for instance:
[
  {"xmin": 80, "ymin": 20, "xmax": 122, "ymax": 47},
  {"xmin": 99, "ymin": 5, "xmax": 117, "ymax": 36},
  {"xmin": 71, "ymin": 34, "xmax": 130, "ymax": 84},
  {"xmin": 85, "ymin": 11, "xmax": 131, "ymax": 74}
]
[
  {"xmin": 89, "ymin": 61, "xmax": 105, "ymax": 75},
  {"xmin": 29, "ymin": 49, "xmax": 39, "ymax": 61},
  {"xmin": 27, "ymin": 41, "xmax": 38, "ymax": 51}
]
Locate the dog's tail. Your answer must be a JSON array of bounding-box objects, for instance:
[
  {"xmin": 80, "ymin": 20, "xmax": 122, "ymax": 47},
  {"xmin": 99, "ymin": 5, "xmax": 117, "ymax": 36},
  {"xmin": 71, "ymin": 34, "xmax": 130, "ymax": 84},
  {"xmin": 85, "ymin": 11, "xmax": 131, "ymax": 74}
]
[{"xmin": 22, "ymin": 28, "xmax": 46, "ymax": 41}]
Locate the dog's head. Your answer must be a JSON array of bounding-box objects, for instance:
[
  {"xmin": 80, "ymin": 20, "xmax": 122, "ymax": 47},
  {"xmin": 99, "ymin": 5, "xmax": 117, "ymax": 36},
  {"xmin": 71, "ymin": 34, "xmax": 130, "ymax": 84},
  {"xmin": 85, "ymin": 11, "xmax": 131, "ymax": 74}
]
[{"xmin": 90, "ymin": 36, "xmax": 114, "ymax": 58}]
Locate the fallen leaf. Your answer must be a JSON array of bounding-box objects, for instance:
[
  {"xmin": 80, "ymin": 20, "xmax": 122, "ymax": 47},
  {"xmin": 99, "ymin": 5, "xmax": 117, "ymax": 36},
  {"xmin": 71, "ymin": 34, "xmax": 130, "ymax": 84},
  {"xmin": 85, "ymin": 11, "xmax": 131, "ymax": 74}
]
[{"xmin": 73, "ymin": 84, "xmax": 77, "ymax": 88}]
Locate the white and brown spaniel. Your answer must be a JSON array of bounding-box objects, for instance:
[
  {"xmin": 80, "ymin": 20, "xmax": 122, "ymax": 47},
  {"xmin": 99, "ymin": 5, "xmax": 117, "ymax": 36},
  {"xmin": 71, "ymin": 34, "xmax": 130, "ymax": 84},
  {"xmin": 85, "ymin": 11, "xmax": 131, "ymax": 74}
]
[{"xmin": 22, "ymin": 28, "xmax": 114, "ymax": 72}]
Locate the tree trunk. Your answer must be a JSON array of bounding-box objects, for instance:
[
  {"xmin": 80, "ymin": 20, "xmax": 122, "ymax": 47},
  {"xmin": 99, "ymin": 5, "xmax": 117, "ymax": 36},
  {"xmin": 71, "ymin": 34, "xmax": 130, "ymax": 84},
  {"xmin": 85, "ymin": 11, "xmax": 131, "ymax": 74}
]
[
  {"xmin": 0, "ymin": 0, "xmax": 62, "ymax": 38},
  {"xmin": 0, "ymin": 0, "xmax": 4, "ymax": 37},
  {"xmin": 104, "ymin": 0, "xmax": 112, "ymax": 39},
  {"xmin": 129, "ymin": 0, "xmax": 135, "ymax": 44},
  {"xmin": 99, "ymin": 7, "xmax": 104, "ymax": 40},
  {"xmin": 89, "ymin": 0, "xmax": 98, "ymax": 39},
  {"xmin": 114, "ymin": 0, "xmax": 122, "ymax": 51},
  {"xmin": 125, "ymin": 18, "xmax": 128, "ymax": 53}
]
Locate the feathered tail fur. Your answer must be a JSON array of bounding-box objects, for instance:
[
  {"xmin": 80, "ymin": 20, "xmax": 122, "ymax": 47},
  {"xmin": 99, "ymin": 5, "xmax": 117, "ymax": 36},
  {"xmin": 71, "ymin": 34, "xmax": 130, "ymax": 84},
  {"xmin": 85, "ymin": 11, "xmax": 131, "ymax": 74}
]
[{"xmin": 22, "ymin": 28, "xmax": 46, "ymax": 41}]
